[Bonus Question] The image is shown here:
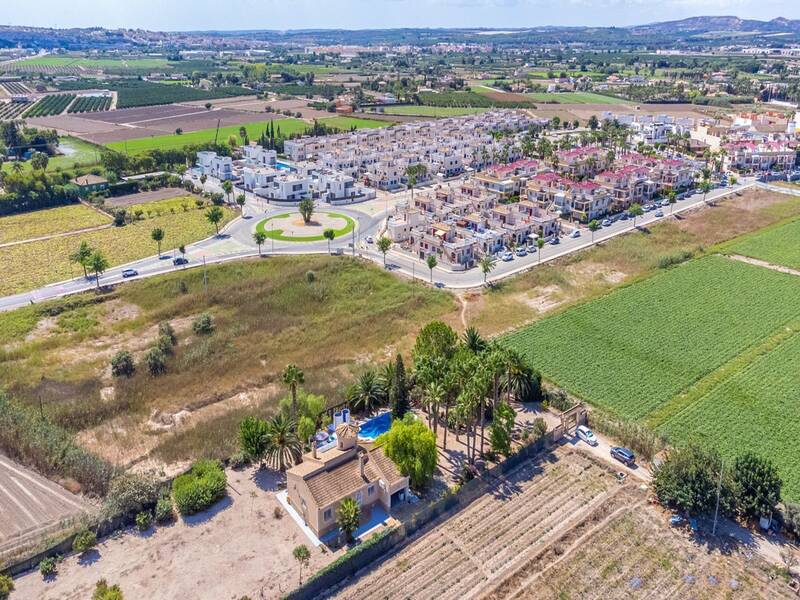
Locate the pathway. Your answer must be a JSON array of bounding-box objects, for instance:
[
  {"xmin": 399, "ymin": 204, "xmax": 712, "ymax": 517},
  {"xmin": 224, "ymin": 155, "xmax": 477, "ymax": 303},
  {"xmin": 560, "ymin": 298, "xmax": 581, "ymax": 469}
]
[{"xmin": 725, "ymin": 253, "xmax": 800, "ymax": 277}]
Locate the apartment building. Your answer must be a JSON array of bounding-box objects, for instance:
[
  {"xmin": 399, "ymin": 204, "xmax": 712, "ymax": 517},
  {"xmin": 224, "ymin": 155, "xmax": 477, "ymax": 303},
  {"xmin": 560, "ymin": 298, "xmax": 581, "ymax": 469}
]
[
  {"xmin": 242, "ymin": 143, "xmax": 277, "ymax": 168},
  {"xmin": 195, "ymin": 151, "xmax": 233, "ymax": 180},
  {"xmin": 723, "ymin": 140, "xmax": 797, "ymax": 173}
]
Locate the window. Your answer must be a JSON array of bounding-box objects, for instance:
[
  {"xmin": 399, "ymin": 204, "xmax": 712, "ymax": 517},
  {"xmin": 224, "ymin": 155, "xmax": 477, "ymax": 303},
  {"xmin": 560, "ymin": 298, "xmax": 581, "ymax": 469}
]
[
  {"xmin": 323, "ymin": 508, "xmax": 332, "ymax": 521},
  {"xmin": 368, "ymin": 485, "xmax": 375, "ymax": 497}
]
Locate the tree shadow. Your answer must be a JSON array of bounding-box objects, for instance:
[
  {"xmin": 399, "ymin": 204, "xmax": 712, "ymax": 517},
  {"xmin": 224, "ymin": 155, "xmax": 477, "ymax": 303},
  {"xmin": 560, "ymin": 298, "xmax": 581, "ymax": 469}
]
[
  {"xmin": 181, "ymin": 495, "xmax": 233, "ymax": 527},
  {"xmin": 77, "ymin": 548, "xmax": 100, "ymax": 567},
  {"xmin": 251, "ymin": 467, "xmax": 286, "ymax": 492}
]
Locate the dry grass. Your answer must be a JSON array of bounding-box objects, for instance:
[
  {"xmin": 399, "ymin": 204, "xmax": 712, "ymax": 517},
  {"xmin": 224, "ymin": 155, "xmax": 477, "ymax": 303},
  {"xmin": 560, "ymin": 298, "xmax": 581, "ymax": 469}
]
[{"xmin": 0, "ymin": 203, "xmax": 110, "ymax": 245}]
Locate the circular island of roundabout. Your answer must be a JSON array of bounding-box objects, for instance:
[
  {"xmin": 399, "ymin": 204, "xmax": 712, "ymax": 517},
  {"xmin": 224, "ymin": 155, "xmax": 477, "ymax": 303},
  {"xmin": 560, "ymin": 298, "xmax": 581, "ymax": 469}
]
[{"xmin": 254, "ymin": 211, "xmax": 356, "ymax": 242}]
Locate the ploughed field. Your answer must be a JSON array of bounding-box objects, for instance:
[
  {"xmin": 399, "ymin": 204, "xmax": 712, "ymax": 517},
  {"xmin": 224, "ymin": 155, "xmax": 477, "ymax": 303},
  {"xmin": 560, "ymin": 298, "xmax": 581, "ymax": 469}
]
[
  {"xmin": 326, "ymin": 447, "xmax": 791, "ymax": 600},
  {"xmin": 502, "ymin": 255, "xmax": 800, "ymax": 500}
]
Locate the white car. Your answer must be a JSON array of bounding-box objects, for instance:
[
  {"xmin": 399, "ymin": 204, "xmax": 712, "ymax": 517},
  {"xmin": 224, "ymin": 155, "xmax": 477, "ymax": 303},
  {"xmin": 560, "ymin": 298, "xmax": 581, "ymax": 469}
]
[
  {"xmin": 570, "ymin": 229, "xmax": 581, "ymax": 238},
  {"xmin": 576, "ymin": 425, "xmax": 598, "ymax": 446},
  {"xmin": 501, "ymin": 251, "xmax": 514, "ymax": 262}
]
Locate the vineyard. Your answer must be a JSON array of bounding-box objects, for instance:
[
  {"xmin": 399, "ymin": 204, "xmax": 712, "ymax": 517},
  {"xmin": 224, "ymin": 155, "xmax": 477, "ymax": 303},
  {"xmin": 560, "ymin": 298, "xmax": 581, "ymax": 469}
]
[
  {"xmin": 417, "ymin": 91, "xmax": 537, "ymax": 109},
  {"xmin": 0, "ymin": 100, "xmax": 30, "ymax": 121},
  {"xmin": 67, "ymin": 94, "xmax": 112, "ymax": 113},
  {"xmin": 23, "ymin": 94, "xmax": 76, "ymax": 117},
  {"xmin": 724, "ymin": 217, "xmax": 800, "ymax": 270},
  {"xmin": 0, "ymin": 81, "xmax": 30, "ymax": 94}
]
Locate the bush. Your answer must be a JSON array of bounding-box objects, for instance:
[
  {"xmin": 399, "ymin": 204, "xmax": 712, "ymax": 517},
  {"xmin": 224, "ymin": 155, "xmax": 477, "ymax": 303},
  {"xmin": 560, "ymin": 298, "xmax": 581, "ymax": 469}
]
[
  {"xmin": 779, "ymin": 502, "xmax": 800, "ymax": 540},
  {"xmin": 93, "ymin": 579, "xmax": 124, "ymax": 600},
  {"xmin": 546, "ymin": 388, "xmax": 575, "ymax": 412},
  {"xmin": 587, "ymin": 409, "xmax": 662, "ymax": 461},
  {"xmin": 192, "ymin": 313, "xmax": 214, "ymax": 335},
  {"xmin": 0, "ymin": 574, "xmax": 13, "ymax": 600},
  {"xmin": 104, "ymin": 472, "xmax": 158, "ymax": 515},
  {"xmin": 172, "ymin": 459, "xmax": 227, "ymax": 515},
  {"xmin": 146, "ymin": 347, "xmax": 167, "ymax": 376},
  {"xmin": 155, "ymin": 495, "xmax": 174, "ymax": 524},
  {"xmin": 73, "ymin": 528, "xmax": 97, "ymax": 554},
  {"xmin": 156, "ymin": 333, "xmax": 175, "ymax": 356},
  {"xmin": 112, "ymin": 209, "xmax": 126, "ymax": 227},
  {"xmin": 39, "ymin": 555, "xmax": 59, "ymax": 578},
  {"xmin": 135, "ymin": 511, "xmax": 153, "ymax": 532},
  {"xmin": 228, "ymin": 451, "xmax": 249, "ymax": 470},
  {"xmin": 158, "ymin": 322, "xmax": 177, "ymax": 346},
  {"xmin": 110, "ymin": 350, "xmax": 135, "ymax": 378},
  {"xmin": 657, "ymin": 250, "xmax": 693, "ymax": 269}
]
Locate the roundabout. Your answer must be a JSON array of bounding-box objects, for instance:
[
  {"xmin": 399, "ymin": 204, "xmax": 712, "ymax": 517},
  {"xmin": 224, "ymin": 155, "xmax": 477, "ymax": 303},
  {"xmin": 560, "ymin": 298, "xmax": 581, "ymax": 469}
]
[{"xmin": 254, "ymin": 211, "xmax": 356, "ymax": 242}]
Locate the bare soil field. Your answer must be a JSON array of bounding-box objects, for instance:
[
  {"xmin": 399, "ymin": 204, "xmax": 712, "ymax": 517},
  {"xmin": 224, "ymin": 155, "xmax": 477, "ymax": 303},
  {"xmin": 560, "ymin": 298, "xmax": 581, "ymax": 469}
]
[
  {"xmin": 0, "ymin": 454, "xmax": 93, "ymax": 565},
  {"xmin": 529, "ymin": 102, "xmax": 719, "ymax": 125},
  {"xmin": 326, "ymin": 446, "xmax": 795, "ymax": 600},
  {"xmin": 11, "ymin": 467, "xmax": 342, "ymax": 600}
]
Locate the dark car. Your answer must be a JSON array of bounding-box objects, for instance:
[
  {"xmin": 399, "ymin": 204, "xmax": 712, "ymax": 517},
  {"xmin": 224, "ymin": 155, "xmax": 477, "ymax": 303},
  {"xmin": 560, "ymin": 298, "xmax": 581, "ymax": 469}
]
[
  {"xmin": 121, "ymin": 268, "xmax": 138, "ymax": 278},
  {"xmin": 173, "ymin": 257, "xmax": 188, "ymax": 266},
  {"xmin": 610, "ymin": 446, "xmax": 636, "ymax": 467}
]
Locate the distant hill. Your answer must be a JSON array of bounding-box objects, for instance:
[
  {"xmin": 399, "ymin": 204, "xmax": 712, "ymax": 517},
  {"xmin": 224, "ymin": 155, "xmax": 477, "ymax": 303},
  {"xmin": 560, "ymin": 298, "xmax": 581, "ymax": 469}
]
[{"xmin": 629, "ymin": 16, "xmax": 800, "ymax": 35}]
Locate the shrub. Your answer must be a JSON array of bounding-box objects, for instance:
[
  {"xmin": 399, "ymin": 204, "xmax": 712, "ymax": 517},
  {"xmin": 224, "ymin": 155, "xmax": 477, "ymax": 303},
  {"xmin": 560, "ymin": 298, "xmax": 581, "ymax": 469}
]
[
  {"xmin": 779, "ymin": 502, "xmax": 800, "ymax": 540},
  {"xmin": 228, "ymin": 451, "xmax": 249, "ymax": 470},
  {"xmin": 273, "ymin": 505, "xmax": 283, "ymax": 519},
  {"xmin": 112, "ymin": 209, "xmax": 126, "ymax": 227},
  {"xmin": 657, "ymin": 250, "xmax": 693, "ymax": 269},
  {"xmin": 0, "ymin": 574, "xmax": 13, "ymax": 600},
  {"xmin": 158, "ymin": 322, "xmax": 177, "ymax": 346},
  {"xmin": 377, "ymin": 413, "xmax": 437, "ymax": 489},
  {"xmin": 73, "ymin": 528, "xmax": 97, "ymax": 554},
  {"xmin": 93, "ymin": 579, "xmax": 124, "ymax": 600},
  {"xmin": 146, "ymin": 347, "xmax": 167, "ymax": 376},
  {"xmin": 192, "ymin": 313, "xmax": 214, "ymax": 335},
  {"xmin": 305, "ymin": 270, "xmax": 316, "ymax": 283},
  {"xmin": 135, "ymin": 511, "xmax": 153, "ymax": 532},
  {"xmin": 39, "ymin": 555, "xmax": 58, "ymax": 578},
  {"xmin": 104, "ymin": 472, "xmax": 158, "ymax": 515},
  {"xmin": 110, "ymin": 350, "xmax": 135, "ymax": 378},
  {"xmin": 172, "ymin": 459, "xmax": 227, "ymax": 515},
  {"xmin": 155, "ymin": 495, "xmax": 174, "ymax": 524},
  {"xmin": 156, "ymin": 333, "xmax": 175, "ymax": 356},
  {"xmin": 546, "ymin": 388, "xmax": 575, "ymax": 412}
]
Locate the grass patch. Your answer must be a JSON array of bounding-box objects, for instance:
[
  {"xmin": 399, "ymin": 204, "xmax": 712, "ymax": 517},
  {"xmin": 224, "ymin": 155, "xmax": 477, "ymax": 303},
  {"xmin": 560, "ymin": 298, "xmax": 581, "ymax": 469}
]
[
  {"xmin": 255, "ymin": 212, "xmax": 355, "ymax": 242},
  {"xmin": 1, "ymin": 137, "xmax": 104, "ymax": 175},
  {"xmin": 318, "ymin": 116, "xmax": 391, "ymax": 129},
  {"xmin": 523, "ymin": 92, "xmax": 631, "ymax": 104},
  {"xmin": 0, "ymin": 206, "xmax": 234, "ymax": 295},
  {"xmin": 377, "ymin": 106, "xmax": 489, "ymax": 117},
  {"xmin": 0, "ymin": 204, "xmax": 111, "ymax": 245}
]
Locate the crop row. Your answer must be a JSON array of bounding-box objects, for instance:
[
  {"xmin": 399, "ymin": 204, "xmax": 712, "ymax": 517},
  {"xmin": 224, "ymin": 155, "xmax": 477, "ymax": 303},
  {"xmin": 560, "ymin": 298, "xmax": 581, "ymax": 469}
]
[
  {"xmin": 725, "ymin": 217, "xmax": 800, "ymax": 271},
  {"xmin": 0, "ymin": 101, "xmax": 30, "ymax": 121},
  {"xmin": 0, "ymin": 81, "xmax": 30, "ymax": 95},
  {"xmin": 417, "ymin": 90, "xmax": 537, "ymax": 108},
  {"xmin": 67, "ymin": 95, "xmax": 112, "ymax": 113},
  {"xmin": 23, "ymin": 94, "xmax": 76, "ymax": 118}
]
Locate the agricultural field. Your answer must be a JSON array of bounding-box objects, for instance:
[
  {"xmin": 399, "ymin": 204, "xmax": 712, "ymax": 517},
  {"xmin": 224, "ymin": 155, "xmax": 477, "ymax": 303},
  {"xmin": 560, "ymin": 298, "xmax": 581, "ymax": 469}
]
[
  {"xmin": 54, "ymin": 79, "xmax": 253, "ymax": 108},
  {"xmin": 328, "ymin": 447, "xmax": 792, "ymax": 600},
  {"xmin": 0, "ymin": 256, "xmax": 455, "ymax": 468},
  {"xmin": 0, "ymin": 203, "xmax": 235, "ymax": 295},
  {"xmin": 723, "ymin": 217, "xmax": 800, "ymax": 270},
  {"xmin": 0, "ymin": 100, "xmax": 30, "ymax": 121},
  {"xmin": 378, "ymin": 105, "xmax": 489, "ymax": 117},
  {"xmin": 319, "ymin": 115, "xmax": 390, "ymax": 130},
  {"xmin": 0, "ymin": 203, "xmax": 111, "ymax": 245},
  {"xmin": 0, "ymin": 81, "xmax": 30, "ymax": 94},
  {"xmin": 418, "ymin": 91, "xmax": 537, "ymax": 109},
  {"xmin": 23, "ymin": 93, "xmax": 75, "ymax": 117},
  {"xmin": 523, "ymin": 91, "xmax": 631, "ymax": 104},
  {"xmin": 0, "ymin": 136, "xmax": 103, "ymax": 175},
  {"xmin": 67, "ymin": 94, "xmax": 112, "ymax": 113}
]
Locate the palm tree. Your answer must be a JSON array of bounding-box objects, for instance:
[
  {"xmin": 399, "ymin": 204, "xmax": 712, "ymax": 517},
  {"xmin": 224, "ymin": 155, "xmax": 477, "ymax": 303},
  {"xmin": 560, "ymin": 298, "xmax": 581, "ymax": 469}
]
[
  {"xmin": 253, "ymin": 230, "xmax": 267, "ymax": 256},
  {"xmin": 426, "ymin": 380, "xmax": 446, "ymax": 435},
  {"xmin": 479, "ymin": 254, "xmax": 495, "ymax": 285},
  {"xmin": 69, "ymin": 241, "xmax": 93, "ymax": 279},
  {"xmin": 323, "ymin": 228, "xmax": 335, "ymax": 254},
  {"xmin": 588, "ymin": 219, "xmax": 600, "ymax": 242},
  {"xmin": 536, "ymin": 238, "xmax": 545, "ymax": 264},
  {"xmin": 426, "ymin": 254, "xmax": 437, "ymax": 283},
  {"xmin": 236, "ymin": 193, "xmax": 246, "ymax": 212},
  {"xmin": 462, "ymin": 326, "xmax": 487, "ymax": 354},
  {"xmin": 205, "ymin": 206, "xmax": 224, "ymax": 235},
  {"xmin": 405, "ymin": 164, "xmax": 427, "ymax": 206},
  {"xmin": 667, "ymin": 189, "xmax": 677, "ymax": 214},
  {"xmin": 629, "ymin": 203, "xmax": 643, "ymax": 227},
  {"xmin": 700, "ymin": 179, "xmax": 712, "ymax": 204},
  {"xmin": 222, "ymin": 180, "xmax": 233, "ymax": 204},
  {"xmin": 503, "ymin": 349, "xmax": 538, "ymax": 404},
  {"xmin": 264, "ymin": 414, "xmax": 302, "ymax": 471},
  {"xmin": 281, "ymin": 364, "xmax": 304, "ymax": 424},
  {"xmin": 88, "ymin": 250, "xmax": 109, "ymax": 291},
  {"xmin": 347, "ymin": 371, "xmax": 384, "ymax": 415},
  {"xmin": 151, "ymin": 227, "xmax": 165, "ymax": 258}
]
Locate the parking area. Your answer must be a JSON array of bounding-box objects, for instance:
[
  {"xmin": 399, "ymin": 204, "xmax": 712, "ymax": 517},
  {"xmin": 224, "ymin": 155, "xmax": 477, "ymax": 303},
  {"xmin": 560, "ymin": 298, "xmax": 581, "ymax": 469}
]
[{"xmin": 0, "ymin": 454, "xmax": 92, "ymax": 562}]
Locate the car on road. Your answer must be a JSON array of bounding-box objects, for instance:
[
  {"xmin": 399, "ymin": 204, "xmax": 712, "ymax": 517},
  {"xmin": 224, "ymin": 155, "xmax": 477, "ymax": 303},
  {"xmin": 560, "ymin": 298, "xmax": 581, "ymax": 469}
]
[
  {"xmin": 610, "ymin": 446, "xmax": 636, "ymax": 467},
  {"xmin": 569, "ymin": 229, "xmax": 581, "ymax": 238},
  {"xmin": 173, "ymin": 257, "xmax": 188, "ymax": 266},
  {"xmin": 366, "ymin": 236, "xmax": 374, "ymax": 244},
  {"xmin": 660, "ymin": 199, "xmax": 670, "ymax": 207},
  {"xmin": 526, "ymin": 243, "xmax": 538, "ymax": 253},
  {"xmin": 548, "ymin": 237, "xmax": 560, "ymax": 245},
  {"xmin": 501, "ymin": 251, "xmax": 514, "ymax": 262},
  {"xmin": 576, "ymin": 425, "xmax": 598, "ymax": 446},
  {"xmin": 121, "ymin": 268, "xmax": 139, "ymax": 278},
  {"xmin": 654, "ymin": 209, "xmax": 664, "ymax": 217},
  {"xmin": 601, "ymin": 219, "xmax": 612, "ymax": 227},
  {"xmin": 515, "ymin": 247, "xmax": 527, "ymax": 257},
  {"xmin": 618, "ymin": 213, "xmax": 629, "ymax": 221}
]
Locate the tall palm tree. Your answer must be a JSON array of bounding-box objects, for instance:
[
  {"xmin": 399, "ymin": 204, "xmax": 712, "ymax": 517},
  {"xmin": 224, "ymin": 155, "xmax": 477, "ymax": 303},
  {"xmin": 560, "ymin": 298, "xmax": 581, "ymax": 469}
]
[
  {"xmin": 282, "ymin": 364, "xmax": 304, "ymax": 424},
  {"xmin": 88, "ymin": 250, "xmax": 109, "ymax": 291},
  {"xmin": 426, "ymin": 380, "xmax": 446, "ymax": 436},
  {"xmin": 264, "ymin": 414, "xmax": 302, "ymax": 471},
  {"xmin": 479, "ymin": 254, "xmax": 496, "ymax": 285},
  {"xmin": 347, "ymin": 371, "xmax": 384, "ymax": 415},
  {"xmin": 503, "ymin": 349, "xmax": 538, "ymax": 404}
]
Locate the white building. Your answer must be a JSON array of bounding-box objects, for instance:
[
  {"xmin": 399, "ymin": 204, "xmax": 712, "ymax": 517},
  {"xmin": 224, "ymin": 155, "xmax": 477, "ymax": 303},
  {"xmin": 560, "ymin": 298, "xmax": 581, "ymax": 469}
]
[{"xmin": 195, "ymin": 151, "xmax": 233, "ymax": 181}]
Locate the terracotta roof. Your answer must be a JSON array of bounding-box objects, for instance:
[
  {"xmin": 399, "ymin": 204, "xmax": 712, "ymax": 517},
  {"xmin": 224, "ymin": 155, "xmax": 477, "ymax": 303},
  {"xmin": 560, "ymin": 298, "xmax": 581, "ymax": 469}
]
[{"xmin": 304, "ymin": 446, "xmax": 406, "ymax": 508}]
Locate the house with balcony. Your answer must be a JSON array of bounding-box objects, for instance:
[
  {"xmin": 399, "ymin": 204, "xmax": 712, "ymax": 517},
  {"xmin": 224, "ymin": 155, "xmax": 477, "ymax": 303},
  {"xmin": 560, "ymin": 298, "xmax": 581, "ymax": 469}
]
[
  {"xmin": 723, "ymin": 141, "xmax": 797, "ymax": 174},
  {"xmin": 195, "ymin": 151, "xmax": 233, "ymax": 180},
  {"xmin": 241, "ymin": 143, "xmax": 277, "ymax": 168},
  {"xmin": 594, "ymin": 165, "xmax": 658, "ymax": 211}
]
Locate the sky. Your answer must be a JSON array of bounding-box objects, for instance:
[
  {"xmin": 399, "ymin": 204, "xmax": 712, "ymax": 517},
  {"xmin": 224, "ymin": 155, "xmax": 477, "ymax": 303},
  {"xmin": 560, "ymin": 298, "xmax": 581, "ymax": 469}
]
[{"xmin": 3, "ymin": 0, "xmax": 799, "ymax": 31}]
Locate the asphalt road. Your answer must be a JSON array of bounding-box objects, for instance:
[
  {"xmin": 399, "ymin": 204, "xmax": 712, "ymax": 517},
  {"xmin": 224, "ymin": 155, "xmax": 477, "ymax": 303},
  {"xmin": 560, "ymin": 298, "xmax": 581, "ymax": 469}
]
[{"xmin": 0, "ymin": 178, "xmax": 754, "ymax": 312}]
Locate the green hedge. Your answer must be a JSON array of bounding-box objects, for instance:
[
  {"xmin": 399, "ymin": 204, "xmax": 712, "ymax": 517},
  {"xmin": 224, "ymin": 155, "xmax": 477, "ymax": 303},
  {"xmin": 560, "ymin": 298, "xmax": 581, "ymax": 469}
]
[{"xmin": 172, "ymin": 459, "xmax": 226, "ymax": 515}]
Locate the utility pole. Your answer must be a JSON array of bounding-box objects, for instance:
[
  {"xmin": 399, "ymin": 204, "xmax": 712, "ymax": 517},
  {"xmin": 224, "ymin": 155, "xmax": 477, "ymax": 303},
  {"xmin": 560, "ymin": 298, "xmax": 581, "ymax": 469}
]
[
  {"xmin": 203, "ymin": 255, "xmax": 208, "ymax": 294},
  {"xmin": 712, "ymin": 459, "xmax": 724, "ymax": 536}
]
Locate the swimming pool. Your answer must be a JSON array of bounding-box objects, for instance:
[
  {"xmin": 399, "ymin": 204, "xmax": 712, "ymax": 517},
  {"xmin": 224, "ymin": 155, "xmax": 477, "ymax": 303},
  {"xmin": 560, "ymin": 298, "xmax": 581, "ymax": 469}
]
[
  {"xmin": 275, "ymin": 161, "xmax": 295, "ymax": 172},
  {"xmin": 358, "ymin": 412, "xmax": 392, "ymax": 441}
]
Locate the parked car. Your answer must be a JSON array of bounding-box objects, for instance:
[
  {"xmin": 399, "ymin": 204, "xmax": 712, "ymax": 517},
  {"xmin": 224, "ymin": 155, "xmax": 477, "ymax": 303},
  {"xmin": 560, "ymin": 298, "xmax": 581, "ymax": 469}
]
[
  {"xmin": 173, "ymin": 257, "xmax": 188, "ymax": 266},
  {"xmin": 121, "ymin": 268, "xmax": 138, "ymax": 278},
  {"xmin": 576, "ymin": 425, "xmax": 598, "ymax": 446},
  {"xmin": 515, "ymin": 247, "xmax": 527, "ymax": 257},
  {"xmin": 619, "ymin": 213, "xmax": 629, "ymax": 221},
  {"xmin": 601, "ymin": 219, "xmax": 612, "ymax": 227},
  {"xmin": 501, "ymin": 251, "xmax": 514, "ymax": 262},
  {"xmin": 549, "ymin": 237, "xmax": 560, "ymax": 245},
  {"xmin": 526, "ymin": 243, "xmax": 538, "ymax": 253},
  {"xmin": 610, "ymin": 446, "xmax": 636, "ymax": 467},
  {"xmin": 569, "ymin": 229, "xmax": 581, "ymax": 238},
  {"xmin": 654, "ymin": 210, "xmax": 664, "ymax": 217},
  {"xmin": 660, "ymin": 199, "xmax": 670, "ymax": 207},
  {"xmin": 366, "ymin": 236, "xmax": 374, "ymax": 244}
]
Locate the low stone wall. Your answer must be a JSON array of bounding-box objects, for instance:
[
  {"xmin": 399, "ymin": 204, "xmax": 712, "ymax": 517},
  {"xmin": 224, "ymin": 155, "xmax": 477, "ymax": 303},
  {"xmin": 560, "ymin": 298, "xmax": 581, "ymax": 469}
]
[{"xmin": 284, "ymin": 429, "xmax": 560, "ymax": 600}]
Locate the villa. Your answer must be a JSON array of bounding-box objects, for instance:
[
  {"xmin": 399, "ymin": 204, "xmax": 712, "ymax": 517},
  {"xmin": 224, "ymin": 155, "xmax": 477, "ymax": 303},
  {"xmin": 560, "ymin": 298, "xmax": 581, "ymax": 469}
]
[{"xmin": 286, "ymin": 422, "xmax": 410, "ymax": 539}]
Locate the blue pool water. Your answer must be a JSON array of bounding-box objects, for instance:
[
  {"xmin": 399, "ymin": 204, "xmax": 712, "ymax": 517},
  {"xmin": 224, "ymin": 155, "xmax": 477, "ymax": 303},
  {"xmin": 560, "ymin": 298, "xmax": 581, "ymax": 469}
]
[
  {"xmin": 275, "ymin": 161, "xmax": 295, "ymax": 172},
  {"xmin": 358, "ymin": 412, "xmax": 392, "ymax": 440}
]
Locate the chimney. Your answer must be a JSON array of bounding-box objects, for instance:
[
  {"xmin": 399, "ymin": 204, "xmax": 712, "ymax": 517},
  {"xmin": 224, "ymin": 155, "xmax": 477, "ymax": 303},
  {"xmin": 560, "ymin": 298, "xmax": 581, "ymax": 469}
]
[{"xmin": 359, "ymin": 452, "xmax": 366, "ymax": 480}]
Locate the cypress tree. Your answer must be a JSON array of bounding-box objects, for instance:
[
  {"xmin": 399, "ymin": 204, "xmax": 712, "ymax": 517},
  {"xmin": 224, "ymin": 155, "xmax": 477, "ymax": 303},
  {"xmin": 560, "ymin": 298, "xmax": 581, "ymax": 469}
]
[{"xmin": 392, "ymin": 354, "xmax": 409, "ymax": 419}]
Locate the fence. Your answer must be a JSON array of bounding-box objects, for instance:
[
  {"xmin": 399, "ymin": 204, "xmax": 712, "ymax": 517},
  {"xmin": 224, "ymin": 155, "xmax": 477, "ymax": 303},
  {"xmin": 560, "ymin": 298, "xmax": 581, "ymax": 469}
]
[{"xmin": 284, "ymin": 428, "xmax": 561, "ymax": 600}]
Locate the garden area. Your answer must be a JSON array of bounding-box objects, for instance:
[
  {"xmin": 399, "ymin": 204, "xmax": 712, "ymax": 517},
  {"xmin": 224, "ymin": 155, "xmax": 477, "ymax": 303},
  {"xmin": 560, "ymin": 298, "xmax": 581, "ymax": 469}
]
[{"xmin": 255, "ymin": 211, "xmax": 355, "ymax": 242}]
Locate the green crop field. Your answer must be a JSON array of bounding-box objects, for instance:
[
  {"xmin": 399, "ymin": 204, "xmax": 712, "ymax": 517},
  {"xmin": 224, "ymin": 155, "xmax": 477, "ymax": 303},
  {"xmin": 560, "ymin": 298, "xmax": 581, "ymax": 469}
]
[
  {"xmin": 523, "ymin": 92, "xmax": 631, "ymax": 104},
  {"xmin": 501, "ymin": 255, "xmax": 800, "ymax": 499},
  {"xmin": 379, "ymin": 105, "xmax": 489, "ymax": 117},
  {"xmin": 318, "ymin": 116, "xmax": 390, "ymax": 129},
  {"xmin": 723, "ymin": 217, "xmax": 800, "ymax": 270}
]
